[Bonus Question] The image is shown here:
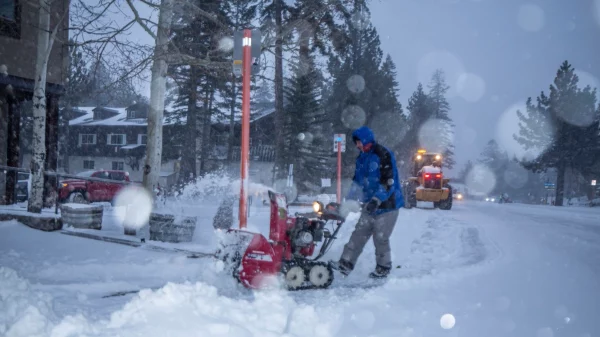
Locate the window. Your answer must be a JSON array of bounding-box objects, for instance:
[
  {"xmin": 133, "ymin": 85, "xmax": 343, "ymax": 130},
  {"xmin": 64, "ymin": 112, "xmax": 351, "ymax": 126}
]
[
  {"xmin": 83, "ymin": 160, "xmax": 95, "ymax": 169},
  {"xmin": 109, "ymin": 171, "xmax": 126, "ymax": 180},
  {"xmin": 112, "ymin": 161, "xmax": 124, "ymax": 170},
  {"xmin": 214, "ymin": 134, "xmax": 227, "ymax": 145},
  {"xmin": 79, "ymin": 134, "xmax": 96, "ymax": 145},
  {"xmin": 107, "ymin": 134, "xmax": 126, "ymax": 145},
  {"xmin": 0, "ymin": 0, "xmax": 20, "ymax": 39},
  {"xmin": 138, "ymin": 134, "xmax": 147, "ymax": 145}
]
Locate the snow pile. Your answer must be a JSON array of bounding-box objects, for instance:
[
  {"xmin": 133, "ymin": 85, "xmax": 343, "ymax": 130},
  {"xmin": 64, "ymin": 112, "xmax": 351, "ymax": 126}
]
[
  {"xmin": 52, "ymin": 283, "xmax": 342, "ymax": 337},
  {"xmin": 420, "ymin": 165, "xmax": 441, "ymax": 174},
  {"xmin": 0, "ymin": 267, "xmax": 57, "ymax": 337},
  {"xmin": 177, "ymin": 170, "xmax": 274, "ymax": 203},
  {"xmin": 0, "ymin": 266, "xmax": 344, "ymax": 337}
]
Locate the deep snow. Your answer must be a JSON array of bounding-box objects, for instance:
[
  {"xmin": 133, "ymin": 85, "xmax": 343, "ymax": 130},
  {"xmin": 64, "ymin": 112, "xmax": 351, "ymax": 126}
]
[{"xmin": 1, "ymin": 200, "xmax": 599, "ymax": 337}]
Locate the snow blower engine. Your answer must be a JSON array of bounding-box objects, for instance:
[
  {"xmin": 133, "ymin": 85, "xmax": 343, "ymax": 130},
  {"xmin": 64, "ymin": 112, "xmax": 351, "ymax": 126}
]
[{"xmin": 216, "ymin": 190, "xmax": 346, "ymax": 290}]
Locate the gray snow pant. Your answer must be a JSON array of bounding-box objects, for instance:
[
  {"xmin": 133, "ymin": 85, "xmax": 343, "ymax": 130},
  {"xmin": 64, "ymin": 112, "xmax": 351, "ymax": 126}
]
[{"xmin": 341, "ymin": 209, "xmax": 399, "ymax": 269}]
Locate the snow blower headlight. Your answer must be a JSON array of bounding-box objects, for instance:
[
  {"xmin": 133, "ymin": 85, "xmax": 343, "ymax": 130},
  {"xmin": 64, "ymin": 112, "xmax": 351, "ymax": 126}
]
[{"xmin": 313, "ymin": 201, "xmax": 324, "ymax": 213}]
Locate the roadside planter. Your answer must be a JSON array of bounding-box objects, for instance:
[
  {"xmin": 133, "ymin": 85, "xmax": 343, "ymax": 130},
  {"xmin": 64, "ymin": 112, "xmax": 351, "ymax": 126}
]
[
  {"xmin": 148, "ymin": 212, "xmax": 197, "ymax": 243},
  {"xmin": 60, "ymin": 203, "xmax": 103, "ymax": 230}
]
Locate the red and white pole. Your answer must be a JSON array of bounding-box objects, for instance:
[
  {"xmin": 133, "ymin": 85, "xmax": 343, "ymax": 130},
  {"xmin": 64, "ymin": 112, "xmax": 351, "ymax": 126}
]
[
  {"xmin": 239, "ymin": 29, "xmax": 251, "ymax": 229},
  {"xmin": 337, "ymin": 141, "xmax": 342, "ymax": 203}
]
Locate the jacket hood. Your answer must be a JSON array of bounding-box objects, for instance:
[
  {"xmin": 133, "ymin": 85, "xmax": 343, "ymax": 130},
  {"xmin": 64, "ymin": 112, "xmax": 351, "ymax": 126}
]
[{"xmin": 352, "ymin": 126, "xmax": 375, "ymax": 145}]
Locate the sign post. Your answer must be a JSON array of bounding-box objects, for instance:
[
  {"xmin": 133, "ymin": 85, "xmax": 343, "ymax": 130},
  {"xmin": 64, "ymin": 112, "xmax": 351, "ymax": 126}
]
[
  {"xmin": 233, "ymin": 29, "xmax": 261, "ymax": 229},
  {"xmin": 333, "ymin": 134, "xmax": 346, "ymax": 203}
]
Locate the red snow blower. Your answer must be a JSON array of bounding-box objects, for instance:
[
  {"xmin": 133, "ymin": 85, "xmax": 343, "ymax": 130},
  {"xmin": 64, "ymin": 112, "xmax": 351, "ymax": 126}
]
[{"xmin": 216, "ymin": 190, "xmax": 347, "ymax": 290}]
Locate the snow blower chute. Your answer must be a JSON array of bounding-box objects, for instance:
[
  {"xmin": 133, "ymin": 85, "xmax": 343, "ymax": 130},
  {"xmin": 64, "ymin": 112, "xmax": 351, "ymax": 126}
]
[{"xmin": 216, "ymin": 190, "xmax": 346, "ymax": 290}]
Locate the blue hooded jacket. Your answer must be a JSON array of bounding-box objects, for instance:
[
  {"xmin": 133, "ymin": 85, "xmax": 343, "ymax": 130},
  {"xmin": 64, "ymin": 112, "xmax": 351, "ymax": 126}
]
[{"xmin": 346, "ymin": 126, "xmax": 404, "ymax": 213}]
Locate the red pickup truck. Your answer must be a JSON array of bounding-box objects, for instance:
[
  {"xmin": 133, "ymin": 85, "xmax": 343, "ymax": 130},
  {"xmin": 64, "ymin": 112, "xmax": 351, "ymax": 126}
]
[{"xmin": 58, "ymin": 170, "xmax": 131, "ymax": 204}]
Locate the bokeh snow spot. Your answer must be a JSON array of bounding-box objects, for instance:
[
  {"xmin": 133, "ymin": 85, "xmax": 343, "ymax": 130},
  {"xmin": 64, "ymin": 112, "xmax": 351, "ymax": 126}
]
[
  {"xmin": 575, "ymin": 70, "xmax": 600, "ymax": 93},
  {"xmin": 273, "ymin": 179, "xmax": 298, "ymax": 203},
  {"xmin": 340, "ymin": 199, "xmax": 362, "ymax": 218},
  {"xmin": 417, "ymin": 51, "xmax": 465, "ymax": 98},
  {"xmin": 553, "ymin": 70, "xmax": 599, "ymax": 127},
  {"xmin": 351, "ymin": 310, "xmax": 376, "ymax": 330},
  {"xmin": 297, "ymin": 132, "xmax": 314, "ymax": 143},
  {"xmin": 346, "ymin": 74, "xmax": 365, "ymax": 94},
  {"xmin": 495, "ymin": 296, "xmax": 511, "ymax": 311},
  {"xmin": 113, "ymin": 185, "xmax": 154, "ymax": 229},
  {"xmin": 440, "ymin": 313, "xmax": 456, "ymax": 329},
  {"xmin": 518, "ymin": 4, "xmax": 545, "ymax": 32},
  {"xmin": 351, "ymin": 11, "xmax": 371, "ymax": 31},
  {"xmin": 503, "ymin": 165, "xmax": 529, "ymax": 189},
  {"xmin": 461, "ymin": 126, "xmax": 477, "ymax": 145},
  {"xmin": 341, "ymin": 105, "xmax": 366, "ymax": 129},
  {"xmin": 218, "ymin": 37, "xmax": 234, "ymax": 52},
  {"xmin": 369, "ymin": 111, "xmax": 407, "ymax": 148},
  {"xmin": 369, "ymin": 161, "xmax": 379, "ymax": 171},
  {"xmin": 496, "ymin": 102, "xmax": 554, "ymax": 161},
  {"xmin": 457, "ymin": 72, "xmax": 486, "ymax": 102},
  {"xmin": 594, "ymin": 0, "xmax": 600, "ymax": 27},
  {"xmin": 465, "ymin": 164, "xmax": 496, "ymax": 196},
  {"xmin": 537, "ymin": 327, "xmax": 554, "ymax": 337},
  {"xmin": 418, "ymin": 118, "xmax": 454, "ymax": 153}
]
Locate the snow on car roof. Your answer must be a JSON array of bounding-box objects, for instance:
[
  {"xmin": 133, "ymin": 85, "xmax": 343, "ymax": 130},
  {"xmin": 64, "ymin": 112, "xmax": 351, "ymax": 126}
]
[{"xmin": 421, "ymin": 165, "xmax": 442, "ymax": 174}]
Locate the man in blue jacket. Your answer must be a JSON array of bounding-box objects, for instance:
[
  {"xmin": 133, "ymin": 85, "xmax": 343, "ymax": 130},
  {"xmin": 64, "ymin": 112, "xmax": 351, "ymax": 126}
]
[{"xmin": 330, "ymin": 126, "xmax": 404, "ymax": 279}]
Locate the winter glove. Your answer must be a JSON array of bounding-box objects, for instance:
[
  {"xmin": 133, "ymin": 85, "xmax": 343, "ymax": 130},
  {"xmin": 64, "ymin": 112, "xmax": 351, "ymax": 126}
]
[{"xmin": 364, "ymin": 198, "xmax": 381, "ymax": 213}]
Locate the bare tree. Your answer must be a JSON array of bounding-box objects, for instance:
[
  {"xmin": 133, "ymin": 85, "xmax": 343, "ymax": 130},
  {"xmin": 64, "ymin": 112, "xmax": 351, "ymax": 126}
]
[
  {"xmin": 124, "ymin": 0, "xmax": 175, "ymax": 193},
  {"xmin": 66, "ymin": 0, "xmax": 234, "ymax": 195},
  {"xmin": 28, "ymin": 0, "xmax": 67, "ymax": 213}
]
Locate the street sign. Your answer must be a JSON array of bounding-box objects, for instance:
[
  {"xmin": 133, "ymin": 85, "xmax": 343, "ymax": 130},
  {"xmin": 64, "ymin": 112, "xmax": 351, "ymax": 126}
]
[
  {"xmin": 333, "ymin": 134, "xmax": 346, "ymax": 152},
  {"xmin": 592, "ymin": 180, "xmax": 597, "ymax": 186},
  {"xmin": 233, "ymin": 29, "xmax": 262, "ymax": 77},
  {"xmin": 233, "ymin": 31, "xmax": 243, "ymax": 77},
  {"xmin": 544, "ymin": 182, "xmax": 556, "ymax": 190}
]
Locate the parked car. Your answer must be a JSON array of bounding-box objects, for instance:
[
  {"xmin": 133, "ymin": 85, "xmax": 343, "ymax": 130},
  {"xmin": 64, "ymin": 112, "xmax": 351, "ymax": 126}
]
[{"xmin": 58, "ymin": 170, "xmax": 132, "ymax": 204}]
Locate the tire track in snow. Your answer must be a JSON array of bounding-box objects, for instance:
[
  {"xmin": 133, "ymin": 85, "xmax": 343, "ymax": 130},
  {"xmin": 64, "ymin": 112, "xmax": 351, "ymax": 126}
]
[
  {"xmin": 402, "ymin": 210, "xmax": 497, "ymax": 279},
  {"xmin": 319, "ymin": 208, "xmax": 503, "ymax": 294}
]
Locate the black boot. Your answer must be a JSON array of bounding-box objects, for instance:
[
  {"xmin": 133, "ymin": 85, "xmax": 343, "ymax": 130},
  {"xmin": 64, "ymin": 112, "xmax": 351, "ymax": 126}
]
[
  {"xmin": 369, "ymin": 265, "xmax": 390, "ymax": 279},
  {"xmin": 329, "ymin": 259, "xmax": 354, "ymax": 276}
]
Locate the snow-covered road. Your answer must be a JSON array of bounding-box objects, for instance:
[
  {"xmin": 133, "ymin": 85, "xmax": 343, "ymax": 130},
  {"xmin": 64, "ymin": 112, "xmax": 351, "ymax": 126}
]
[{"xmin": 1, "ymin": 201, "xmax": 599, "ymax": 337}]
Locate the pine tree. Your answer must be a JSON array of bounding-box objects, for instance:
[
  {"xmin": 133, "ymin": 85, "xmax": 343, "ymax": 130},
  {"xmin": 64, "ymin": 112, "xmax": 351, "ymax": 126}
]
[
  {"xmin": 370, "ymin": 55, "xmax": 406, "ymax": 150},
  {"xmin": 324, "ymin": 14, "xmax": 386, "ymax": 178},
  {"xmin": 60, "ymin": 44, "xmax": 93, "ymax": 173},
  {"xmin": 427, "ymin": 69, "xmax": 456, "ymax": 169},
  {"xmin": 219, "ymin": 0, "xmax": 259, "ymax": 161},
  {"xmin": 477, "ymin": 139, "xmax": 509, "ymax": 195},
  {"xmin": 515, "ymin": 61, "xmax": 599, "ymax": 206},
  {"xmin": 166, "ymin": 0, "xmax": 231, "ymax": 178},
  {"xmin": 260, "ymin": 0, "xmax": 295, "ymax": 180},
  {"xmin": 402, "ymin": 83, "xmax": 430, "ymax": 176},
  {"xmin": 283, "ymin": 50, "xmax": 331, "ymax": 193},
  {"xmin": 457, "ymin": 160, "xmax": 474, "ymax": 183}
]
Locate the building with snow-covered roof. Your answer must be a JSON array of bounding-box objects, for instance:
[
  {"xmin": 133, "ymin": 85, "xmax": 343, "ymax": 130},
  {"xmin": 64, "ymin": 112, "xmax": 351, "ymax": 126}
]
[
  {"xmin": 61, "ymin": 104, "xmax": 277, "ymax": 188},
  {"xmin": 62, "ymin": 103, "xmax": 185, "ymax": 187}
]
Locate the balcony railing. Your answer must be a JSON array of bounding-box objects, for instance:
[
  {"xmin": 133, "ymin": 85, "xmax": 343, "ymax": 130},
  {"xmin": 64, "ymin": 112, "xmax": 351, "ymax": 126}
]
[{"xmin": 231, "ymin": 145, "xmax": 275, "ymax": 162}]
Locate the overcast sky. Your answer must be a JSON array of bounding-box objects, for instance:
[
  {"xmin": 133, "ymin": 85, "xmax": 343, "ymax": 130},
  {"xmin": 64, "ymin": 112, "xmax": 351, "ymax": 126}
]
[
  {"xmin": 369, "ymin": 0, "xmax": 600, "ymax": 174},
  {"xmin": 121, "ymin": 0, "xmax": 600, "ymax": 175}
]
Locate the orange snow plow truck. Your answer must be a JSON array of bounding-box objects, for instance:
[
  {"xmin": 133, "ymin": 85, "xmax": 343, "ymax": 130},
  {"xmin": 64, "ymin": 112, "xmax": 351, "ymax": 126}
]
[{"xmin": 403, "ymin": 149, "xmax": 452, "ymax": 210}]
